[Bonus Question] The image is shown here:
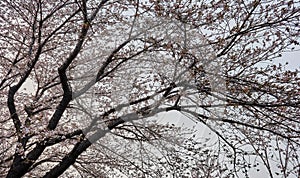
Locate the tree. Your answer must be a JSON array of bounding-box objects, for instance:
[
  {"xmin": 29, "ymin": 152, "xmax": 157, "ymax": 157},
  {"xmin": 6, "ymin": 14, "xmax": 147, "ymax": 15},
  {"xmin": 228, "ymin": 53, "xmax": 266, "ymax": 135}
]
[{"xmin": 0, "ymin": 0, "xmax": 299, "ymax": 177}]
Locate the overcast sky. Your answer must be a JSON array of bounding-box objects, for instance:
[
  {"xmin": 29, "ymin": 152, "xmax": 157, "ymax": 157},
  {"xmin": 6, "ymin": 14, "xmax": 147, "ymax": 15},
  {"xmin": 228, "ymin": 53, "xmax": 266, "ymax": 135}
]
[{"xmin": 277, "ymin": 49, "xmax": 300, "ymax": 70}]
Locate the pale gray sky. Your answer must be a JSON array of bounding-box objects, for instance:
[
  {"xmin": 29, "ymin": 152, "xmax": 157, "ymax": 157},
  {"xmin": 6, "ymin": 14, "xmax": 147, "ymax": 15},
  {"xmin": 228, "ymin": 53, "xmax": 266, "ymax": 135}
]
[{"xmin": 277, "ymin": 50, "xmax": 300, "ymax": 70}]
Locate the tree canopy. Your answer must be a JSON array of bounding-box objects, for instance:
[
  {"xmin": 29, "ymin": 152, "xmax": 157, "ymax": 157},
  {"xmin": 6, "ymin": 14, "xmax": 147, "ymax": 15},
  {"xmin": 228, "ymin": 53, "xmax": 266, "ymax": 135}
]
[{"xmin": 0, "ymin": 0, "xmax": 299, "ymax": 177}]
